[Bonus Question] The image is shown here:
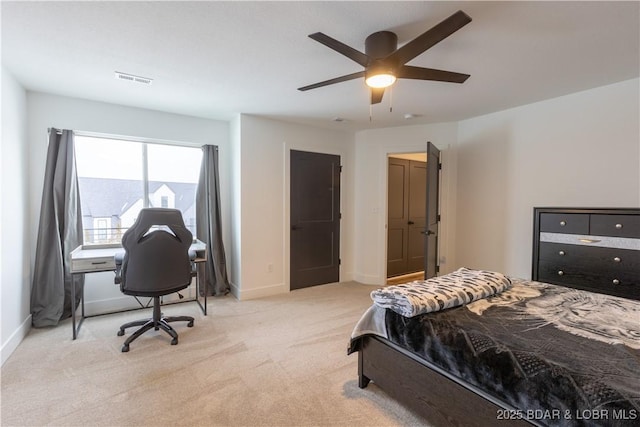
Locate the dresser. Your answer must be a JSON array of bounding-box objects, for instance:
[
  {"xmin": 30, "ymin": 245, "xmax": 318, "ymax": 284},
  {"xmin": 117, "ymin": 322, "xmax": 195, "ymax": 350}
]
[{"xmin": 532, "ymin": 207, "xmax": 640, "ymax": 300}]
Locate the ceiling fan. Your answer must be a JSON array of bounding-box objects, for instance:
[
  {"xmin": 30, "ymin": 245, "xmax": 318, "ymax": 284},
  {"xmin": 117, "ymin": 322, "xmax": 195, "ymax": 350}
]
[{"xmin": 298, "ymin": 10, "xmax": 472, "ymax": 105}]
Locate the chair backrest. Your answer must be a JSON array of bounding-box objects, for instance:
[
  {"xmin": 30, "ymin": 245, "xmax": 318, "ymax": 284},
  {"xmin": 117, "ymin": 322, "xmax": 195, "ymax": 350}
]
[{"xmin": 120, "ymin": 208, "xmax": 193, "ymax": 297}]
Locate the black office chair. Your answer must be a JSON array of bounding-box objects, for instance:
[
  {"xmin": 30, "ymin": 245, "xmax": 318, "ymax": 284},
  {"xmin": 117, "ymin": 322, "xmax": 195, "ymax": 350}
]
[{"xmin": 114, "ymin": 208, "xmax": 195, "ymax": 352}]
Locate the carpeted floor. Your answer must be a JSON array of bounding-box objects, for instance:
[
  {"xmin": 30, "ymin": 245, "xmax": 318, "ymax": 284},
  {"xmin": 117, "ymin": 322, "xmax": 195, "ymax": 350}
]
[{"xmin": 0, "ymin": 281, "xmax": 428, "ymax": 426}]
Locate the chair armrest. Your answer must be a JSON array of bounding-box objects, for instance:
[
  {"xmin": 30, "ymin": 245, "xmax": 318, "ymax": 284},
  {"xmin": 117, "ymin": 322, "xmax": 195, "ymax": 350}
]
[
  {"xmin": 188, "ymin": 249, "xmax": 198, "ymax": 276},
  {"xmin": 114, "ymin": 252, "xmax": 125, "ymax": 284}
]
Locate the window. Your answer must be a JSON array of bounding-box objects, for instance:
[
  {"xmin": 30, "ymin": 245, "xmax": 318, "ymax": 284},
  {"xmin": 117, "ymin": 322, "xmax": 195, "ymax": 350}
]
[
  {"xmin": 75, "ymin": 135, "xmax": 202, "ymax": 245},
  {"xmin": 94, "ymin": 218, "xmax": 110, "ymax": 242}
]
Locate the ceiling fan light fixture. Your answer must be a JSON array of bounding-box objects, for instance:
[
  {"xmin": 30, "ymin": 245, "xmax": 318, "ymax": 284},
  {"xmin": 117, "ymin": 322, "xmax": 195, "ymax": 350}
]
[
  {"xmin": 365, "ymin": 72, "xmax": 396, "ymax": 88},
  {"xmin": 299, "ymin": 10, "xmax": 472, "ymax": 104}
]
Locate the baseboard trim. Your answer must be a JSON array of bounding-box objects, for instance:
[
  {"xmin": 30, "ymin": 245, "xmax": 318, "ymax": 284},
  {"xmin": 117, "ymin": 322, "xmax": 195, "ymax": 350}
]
[
  {"xmin": 83, "ymin": 286, "xmax": 200, "ymax": 317},
  {"xmin": 228, "ymin": 281, "xmax": 240, "ymax": 299},
  {"xmin": 236, "ymin": 282, "xmax": 288, "ymax": 300},
  {"xmin": 353, "ymin": 273, "xmax": 385, "ymax": 286},
  {"xmin": 1, "ymin": 314, "xmax": 31, "ymax": 366}
]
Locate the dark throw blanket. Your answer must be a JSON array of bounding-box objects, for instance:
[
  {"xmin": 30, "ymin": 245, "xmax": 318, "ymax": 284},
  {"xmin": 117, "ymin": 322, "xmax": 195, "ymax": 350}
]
[{"xmin": 355, "ymin": 279, "xmax": 640, "ymax": 427}]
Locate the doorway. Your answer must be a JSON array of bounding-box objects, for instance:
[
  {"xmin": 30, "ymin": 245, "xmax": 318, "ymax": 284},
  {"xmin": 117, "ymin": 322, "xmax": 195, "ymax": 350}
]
[
  {"xmin": 387, "ymin": 154, "xmax": 427, "ymax": 279},
  {"xmin": 386, "ymin": 143, "xmax": 441, "ymax": 282},
  {"xmin": 290, "ymin": 150, "xmax": 341, "ymax": 290}
]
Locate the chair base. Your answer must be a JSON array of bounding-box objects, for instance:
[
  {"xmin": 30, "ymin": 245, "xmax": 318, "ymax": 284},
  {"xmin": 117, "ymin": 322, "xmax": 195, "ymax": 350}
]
[{"xmin": 117, "ymin": 296, "xmax": 194, "ymax": 352}]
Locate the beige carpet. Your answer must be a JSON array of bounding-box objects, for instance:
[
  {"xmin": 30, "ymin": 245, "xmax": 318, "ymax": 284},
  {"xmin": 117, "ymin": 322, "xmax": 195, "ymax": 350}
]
[{"xmin": 0, "ymin": 282, "xmax": 428, "ymax": 426}]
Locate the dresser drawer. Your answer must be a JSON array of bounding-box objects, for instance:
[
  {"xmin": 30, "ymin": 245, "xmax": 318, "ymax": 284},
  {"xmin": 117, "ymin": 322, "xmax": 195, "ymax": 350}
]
[
  {"xmin": 539, "ymin": 243, "xmax": 639, "ymax": 277},
  {"xmin": 537, "ymin": 266, "xmax": 639, "ymax": 300},
  {"xmin": 539, "ymin": 213, "xmax": 589, "ymax": 234},
  {"xmin": 537, "ymin": 243, "xmax": 640, "ymax": 300},
  {"xmin": 590, "ymin": 214, "xmax": 640, "ymax": 238}
]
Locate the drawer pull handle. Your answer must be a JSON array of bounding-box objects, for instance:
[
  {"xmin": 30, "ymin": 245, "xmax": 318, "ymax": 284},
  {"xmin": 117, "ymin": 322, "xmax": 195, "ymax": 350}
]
[
  {"xmin": 560, "ymin": 221, "xmax": 566, "ymax": 226},
  {"xmin": 612, "ymin": 279, "xmax": 620, "ymax": 285},
  {"xmin": 613, "ymin": 257, "xmax": 621, "ymax": 263},
  {"xmin": 579, "ymin": 238, "xmax": 601, "ymax": 244},
  {"xmin": 558, "ymin": 250, "xmax": 565, "ymax": 256},
  {"xmin": 91, "ymin": 261, "xmax": 107, "ymax": 265},
  {"xmin": 557, "ymin": 270, "xmax": 564, "ymax": 276},
  {"xmin": 615, "ymin": 223, "xmax": 623, "ymax": 229}
]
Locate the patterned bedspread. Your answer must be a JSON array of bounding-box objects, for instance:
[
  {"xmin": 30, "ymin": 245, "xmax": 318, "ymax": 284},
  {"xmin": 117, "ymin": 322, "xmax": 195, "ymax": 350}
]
[{"xmin": 350, "ymin": 279, "xmax": 640, "ymax": 427}]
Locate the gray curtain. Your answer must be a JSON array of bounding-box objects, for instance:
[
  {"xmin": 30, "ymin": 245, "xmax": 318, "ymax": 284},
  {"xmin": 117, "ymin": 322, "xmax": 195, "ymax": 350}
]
[
  {"xmin": 196, "ymin": 145, "xmax": 230, "ymax": 296},
  {"xmin": 31, "ymin": 129, "xmax": 84, "ymax": 327}
]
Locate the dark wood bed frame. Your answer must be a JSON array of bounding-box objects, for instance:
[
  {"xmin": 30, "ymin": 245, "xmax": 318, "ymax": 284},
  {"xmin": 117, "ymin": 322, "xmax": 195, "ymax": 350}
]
[
  {"xmin": 357, "ymin": 336, "xmax": 533, "ymax": 426},
  {"xmin": 355, "ymin": 207, "xmax": 639, "ymax": 426}
]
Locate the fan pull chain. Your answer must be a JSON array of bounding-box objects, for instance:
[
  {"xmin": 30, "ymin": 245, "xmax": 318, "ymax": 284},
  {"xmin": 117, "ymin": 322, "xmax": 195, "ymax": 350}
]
[
  {"xmin": 369, "ymin": 104, "xmax": 372, "ymax": 122},
  {"xmin": 389, "ymin": 86, "xmax": 393, "ymax": 113}
]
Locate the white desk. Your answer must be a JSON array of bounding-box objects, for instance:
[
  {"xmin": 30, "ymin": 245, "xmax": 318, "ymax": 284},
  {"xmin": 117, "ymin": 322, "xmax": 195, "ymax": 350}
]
[{"xmin": 70, "ymin": 240, "xmax": 207, "ymax": 339}]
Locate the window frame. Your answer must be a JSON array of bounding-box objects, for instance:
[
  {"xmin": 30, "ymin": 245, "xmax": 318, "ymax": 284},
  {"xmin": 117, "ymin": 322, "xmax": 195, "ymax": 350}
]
[{"xmin": 74, "ymin": 131, "xmax": 203, "ymax": 246}]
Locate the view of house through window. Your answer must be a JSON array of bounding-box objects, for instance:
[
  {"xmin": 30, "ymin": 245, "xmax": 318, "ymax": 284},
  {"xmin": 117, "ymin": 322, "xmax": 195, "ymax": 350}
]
[{"xmin": 75, "ymin": 135, "xmax": 202, "ymax": 245}]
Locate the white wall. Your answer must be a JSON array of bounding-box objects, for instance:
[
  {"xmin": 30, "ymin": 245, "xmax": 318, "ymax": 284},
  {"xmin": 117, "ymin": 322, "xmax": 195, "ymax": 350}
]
[
  {"xmin": 235, "ymin": 115, "xmax": 354, "ymax": 300},
  {"xmin": 353, "ymin": 122, "xmax": 459, "ymax": 285},
  {"xmin": 455, "ymin": 78, "xmax": 640, "ymax": 278},
  {"xmin": 1, "ymin": 68, "xmax": 30, "ymax": 365},
  {"xmin": 26, "ymin": 92, "xmax": 231, "ymax": 314}
]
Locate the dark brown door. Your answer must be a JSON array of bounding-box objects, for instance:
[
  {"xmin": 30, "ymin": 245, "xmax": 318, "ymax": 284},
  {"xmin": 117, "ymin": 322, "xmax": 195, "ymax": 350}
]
[
  {"xmin": 387, "ymin": 158, "xmax": 427, "ymax": 277},
  {"xmin": 290, "ymin": 150, "xmax": 340, "ymax": 290},
  {"xmin": 423, "ymin": 142, "xmax": 441, "ymax": 279}
]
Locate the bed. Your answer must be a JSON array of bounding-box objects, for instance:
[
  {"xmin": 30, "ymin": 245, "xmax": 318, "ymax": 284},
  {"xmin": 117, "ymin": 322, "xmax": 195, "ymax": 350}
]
[{"xmin": 349, "ymin": 208, "xmax": 639, "ymax": 426}]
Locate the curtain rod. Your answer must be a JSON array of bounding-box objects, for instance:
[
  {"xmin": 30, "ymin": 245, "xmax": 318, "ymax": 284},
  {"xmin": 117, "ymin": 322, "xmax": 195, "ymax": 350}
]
[{"xmin": 46, "ymin": 128, "xmax": 214, "ymax": 149}]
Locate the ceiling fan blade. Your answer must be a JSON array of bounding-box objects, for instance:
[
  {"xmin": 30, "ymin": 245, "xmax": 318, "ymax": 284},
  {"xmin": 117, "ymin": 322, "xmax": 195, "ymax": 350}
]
[
  {"xmin": 398, "ymin": 65, "xmax": 470, "ymax": 83},
  {"xmin": 298, "ymin": 71, "xmax": 365, "ymax": 91},
  {"xmin": 308, "ymin": 32, "xmax": 370, "ymax": 67},
  {"xmin": 387, "ymin": 10, "xmax": 472, "ymax": 66},
  {"xmin": 370, "ymin": 87, "xmax": 385, "ymax": 104}
]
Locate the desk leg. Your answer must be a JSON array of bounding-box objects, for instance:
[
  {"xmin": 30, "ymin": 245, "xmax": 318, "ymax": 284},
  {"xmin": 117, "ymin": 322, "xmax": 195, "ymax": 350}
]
[
  {"xmin": 196, "ymin": 262, "xmax": 207, "ymax": 316},
  {"xmin": 71, "ymin": 277, "xmax": 77, "ymax": 339},
  {"xmin": 202, "ymin": 263, "xmax": 207, "ymax": 315},
  {"xmin": 71, "ymin": 275, "xmax": 85, "ymax": 340}
]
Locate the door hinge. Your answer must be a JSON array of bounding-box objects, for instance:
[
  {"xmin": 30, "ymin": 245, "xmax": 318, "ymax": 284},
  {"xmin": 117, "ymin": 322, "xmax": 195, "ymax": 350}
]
[
  {"xmin": 438, "ymin": 162, "xmax": 442, "ymax": 170},
  {"xmin": 339, "ymin": 212, "xmax": 342, "ymax": 219},
  {"xmin": 436, "ymin": 265, "xmax": 440, "ymax": 273},
  {"xmin": 437, "ymin": 214, "xmax": 441, "ymax": 222},
  {"xmin": 338, "ymin": 258, "xmax": 341, "ymax": 265},
  {"xmin": 339, "ymin": 165, "xmax": 343, "ymax": 173}
]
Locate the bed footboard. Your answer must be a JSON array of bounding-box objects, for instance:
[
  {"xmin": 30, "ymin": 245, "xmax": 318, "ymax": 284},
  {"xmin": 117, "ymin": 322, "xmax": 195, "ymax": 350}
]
[{"xmin": 358, "ymin": 335, "xmax": 533, "ymax": 427}]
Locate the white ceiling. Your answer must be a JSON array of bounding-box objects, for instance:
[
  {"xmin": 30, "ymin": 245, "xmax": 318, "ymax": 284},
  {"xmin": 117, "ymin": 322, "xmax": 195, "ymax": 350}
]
[{"xmin": 2, "ymin": 1, "xmax": 639, "ymax": 132}]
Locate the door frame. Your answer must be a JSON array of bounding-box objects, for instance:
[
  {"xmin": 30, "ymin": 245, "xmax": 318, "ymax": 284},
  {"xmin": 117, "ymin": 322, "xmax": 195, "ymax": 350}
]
[
  {"xmin": 381, "ymin": 143, "xmax": 450, "ymax": 283},
  {"xmin": 386, "ymin": 154, "xmax": 428, "ymax": 278}
]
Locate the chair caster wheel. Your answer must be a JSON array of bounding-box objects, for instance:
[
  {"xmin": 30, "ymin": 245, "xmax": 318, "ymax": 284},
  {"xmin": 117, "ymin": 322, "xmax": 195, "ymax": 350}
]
[
  {"xmin": 187, "ymin": 320, "xmax": 194, "ymax": 327},
  {"xmin": 117, "ymin": 330, "xmax": 125, "ymax": 336},
  {"xmin": 121, "ymin": 345, "xmax": 129, "ymax": 352},
  {"xmin": 171, "ymin": 338, "xmax": 178, "ymax": 345}
]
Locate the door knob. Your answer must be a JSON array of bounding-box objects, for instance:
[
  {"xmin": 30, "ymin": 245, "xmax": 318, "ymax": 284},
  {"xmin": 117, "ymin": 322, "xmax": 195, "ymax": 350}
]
[
  {"xmin": 408, "ymin": 221, "xmax": 415, "ymax": 225},
  {"xmin": 421, "ymin": 230, "xmax": 435, "ymax": 236}
]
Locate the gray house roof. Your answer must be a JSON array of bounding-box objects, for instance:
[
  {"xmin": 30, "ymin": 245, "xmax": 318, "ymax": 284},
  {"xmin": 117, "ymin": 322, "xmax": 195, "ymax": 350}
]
[{"xmin": 78, "ymin": 177, "xmax": 197, "ymax": 218}]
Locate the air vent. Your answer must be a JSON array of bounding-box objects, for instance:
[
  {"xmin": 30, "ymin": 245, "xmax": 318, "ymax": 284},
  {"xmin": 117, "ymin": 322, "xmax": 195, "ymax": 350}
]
[{"xmin": 114, "ymin": 71, "xmax": 153, "ymax": 86}]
